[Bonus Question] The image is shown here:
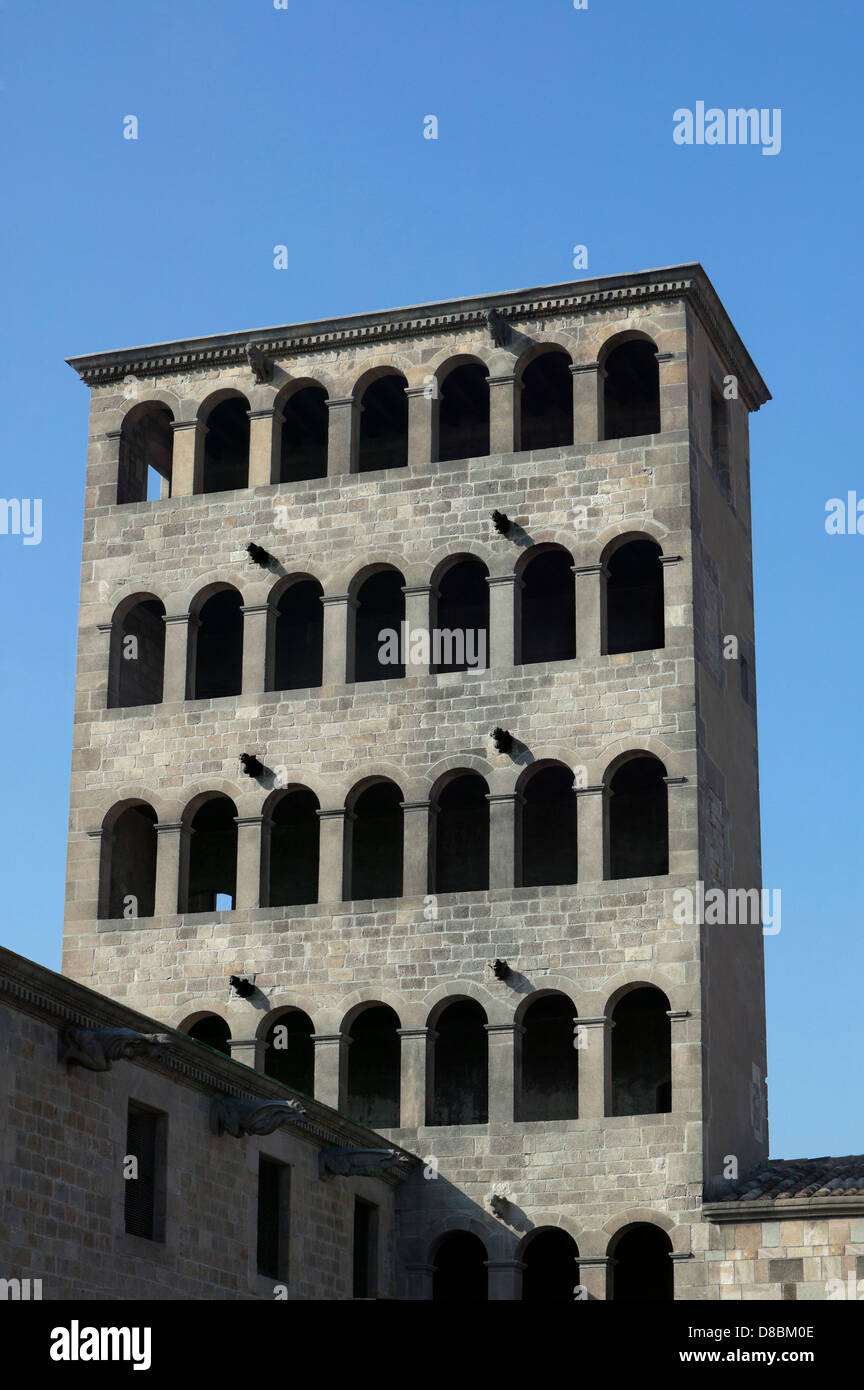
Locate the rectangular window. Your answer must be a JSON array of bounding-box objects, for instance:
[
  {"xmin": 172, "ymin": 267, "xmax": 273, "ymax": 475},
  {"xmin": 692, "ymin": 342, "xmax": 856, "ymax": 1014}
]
[
  {"xmin": 710, "ymin": 385, "xmax": 731, "ymax": 496},
  {"xmin": 257, "ymin": 1156, "xmax": 290, "ymax": 1280},
  {"xmin": 352, "ymin": 1198, "xmax": 378, "ymax": 1299},
  {"xmin": 124, "ymin": 1102, "xmax": 167, "ymax": 1241}
]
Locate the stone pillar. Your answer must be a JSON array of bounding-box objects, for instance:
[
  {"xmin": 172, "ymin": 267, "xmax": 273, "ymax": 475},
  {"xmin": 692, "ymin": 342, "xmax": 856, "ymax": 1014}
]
[
  {"xmin": 575, "ymin": 1016, "xmax": 613, "ymax": 1118},
  {"xmin": 577, "ymin": 1255, "xmax": 613, "ymax": 1300},
  {"xmin": 326, "ymin": 397, "xmax": 359, "ymax": 475},
  {"xmin": 404, "ymin": 1264, "xmax": 435, "ymax": 1300},
  {"xmin": 162, "ymin": 613, "xmax": 194, "ymax": 702},
  {"xmin": 88, "ymin": 827, "xmax": 111, "ymax": 921},
  {"xmin": 485, "ymin": 1023, "xmax": 522, "ymax": 1124},
  {"xmin": 402, "ymin": 585, "xmax": 433, "ymax": 677},
  {"xmin": 486, "ymin": 1259, "xmax": 525, "ymax": 1301},
  {"xmin": 321, "ymin": 594, "xmax": 355, "ymax": 685},
  {"xmin": 234, "ymin": 815, "xmax": 264, "ymax": 910},
  {"xmin": 401, "ymin": 800, "xmax": 432, "ymax": 897},
  {"xmin": 571, "ymin": 362, "xmax": 602, "ymax": 445},
  {"xmin": 406, "ymin": 384, "xmax": 436, "ymax": 467},
  {"xmin": 104, "ymin": 430, "xmax": 123, "ymax": 505},
  {"xmin": 575, "ymin": 784, "xmax": 609, "ymax": 881},
  {"xmin": 154, "ymin": 821, "xmax": 187, "ymax": 916},
  {"xmin": 248, "ymin": 407, "xmax": 281, "ymax": 487},
  {"xmin": 667, "ymin": 1009, "xmax": 692, "ymax": 1113},
  {"xmin": 486, "ymin": 574, "xmax": 517, "ymax": 672},
  {"xmin": 228, "ymin": 1037, "xmax": 262, "ymax": 1070},
  {"xmin": 316, "ymin": 808, "xmax": 349, "ymax": 902},
  {"xmin": 573, "ymin": 564, "xmax": 607, "ymax": 659},
  {"xmin": 664, "ymin": 775, "xmax": 697, "ymax": 877},
  {"xmin": 487, "ymin": 793, "xmax": 521, "ymax": 892},
  {"xmin": 240, "ymin": 602, "xmax": 273, "ymax": 695},
  {"xmin": 97, "ymin": 621, "xmax": 117, "ymax": 707},
  {"xmin": 659, "ymin": 552, "xmax": 688, "ymax": 648},
  {"xmin": 398, "ymin": 1028, "xmax": 435, "ymax": 1128},
  {"xmin": 488, "ymin": 373, "xmax": 521, "ymax": 454},
  {"xmin": 656, "ymin": 350, "xmax": 688, "ymax": 433},
  {"xmin": 312, "ymin": 1033, "xmax": 350, "ymax": 1110},
  {"xmin": 171, "ymin": 419, "xmax": 206, "ymax": 495}
]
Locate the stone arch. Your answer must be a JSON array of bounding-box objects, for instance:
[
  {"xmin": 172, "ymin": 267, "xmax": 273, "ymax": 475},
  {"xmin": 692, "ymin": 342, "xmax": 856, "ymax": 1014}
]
[
  {"xmin": 428, "ymin": 769, "xmax": 490, "ymax": 893},
  {"xmin": 515, "ymin": 987, "xmax": 579, "ymax": 1121},
  {"xmin": 349, "ymin": 561, "xmax": 406, "ymax": 683},
  {"xmin": 597, "ymin": 331, "xmax": 660, "ymax": 441},
  {"xmin": 256, "ymin": 998, "xmax": 321, "ymax": 1038},
  {"xmin": 603, "ymin": 752, "xmax": 670, "ymax": 881},
  {"xmin": 117, "ymin": 398, "xmax": 176, "ymax": 504},
  {"xmin": 197, "ymin": 388, "xmax": 251, "ymax": 493},
  {"xmin": 98, "ymin": 797, "xmax": 158, "ymax": 921},
  {"xmin": 607, "ymin": 984, "xmax": 672, "ymax": 1118},
  {"xmin": 117, "ymin": 388, "xmax": 181, "ymax": 422},
  {"xmin": 273, "ymin": 376, "xmax": 329, "ymax": 484},
  {"xmin": 188, "ymin": 582, "xmax": 244, "ymax": 700},
  {"xmin": 264, "ymin": 784, "xmax": 320, "ymax": 909},
  {"xmin": 258, "ymin": 1004, "xmax": 316, "ymax": 1094},
  {"xmin": 107, "ymin": 592, "xmax": 166, "ymax": 709},
  {"xmin": 180, "ymin": 788, "xmax": 240, "ymax": 913},
  {"xmin": 429, "ymin": 552, "xmax": 490, "ymax": 675},
  {"xmin": 434, "ymin": 354, "xmax": 491, "ymax": 463},
  {"xmin": 515, "ymin": 760, "xmax": 578, "ymax": 889},
  {"xmin": 269, "ymin": 571, "xmax": 324, "ymax": 692},
  {"xmin": 427, "ymin": 1217, "xmax": 512, "ymax": 1261},
  {"xmin": 424, "ymin": 979, "xmax": 504, "ymax": 1026},
  {"xmin": 519, "ymin": 1224, "xmax": 581, "ymax": 1302},
  {"xmin": 516, "ymin": 343, "xmax": 574, "ymax": 451},
  {"xmin": 601, "ymin": 532, "xmax": 666, "ymax": 656},
  {"xmin": 345, "ymin": 775, "xmax": 404, "ymax": 901},
  {"xmin": 514, "ymin": 543, "xmax": 575, "ymax": 666},
  {"xmin": 178, "ymin": 1010, "xmax": 232, "ymax": 1057},
  {"xmin": 174, "ymin": 1003, "xmax": 231, "ymax": 1030}
]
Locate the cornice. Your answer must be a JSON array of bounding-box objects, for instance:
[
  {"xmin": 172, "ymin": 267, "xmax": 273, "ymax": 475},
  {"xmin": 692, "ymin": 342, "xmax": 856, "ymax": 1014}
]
[
  {"xmin": 703, "ymin": 1196, "xmax": 864, "ymax": 1221},
  {"xmin": 0, "ymin": 944, "xmax": 414, "ymax": 1174},
  {"xmin": 64, "ymin": 265, "xmax": 771, "ymax": 409}
]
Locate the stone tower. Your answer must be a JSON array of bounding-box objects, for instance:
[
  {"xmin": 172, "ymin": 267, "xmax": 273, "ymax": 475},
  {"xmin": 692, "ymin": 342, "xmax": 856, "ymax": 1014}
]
[{"xmin": 64, "ymin": 264, "xmax": 771, "ymax": 1299}]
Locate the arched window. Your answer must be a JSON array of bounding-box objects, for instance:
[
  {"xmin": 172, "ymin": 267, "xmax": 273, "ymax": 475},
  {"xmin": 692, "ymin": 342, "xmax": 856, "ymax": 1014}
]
[
  {"xmin": 610, "ymin": 987, "xmax": 671, "ymax": 1116},
  {"xmin": 432, "ymin": 773, "xmax": 489, "ymax": 893},
  {"xmin": 522, "ymin": 1229, "xmax": 580, "ymax": 1302},
  {"xmin": 186, "ymin": 796, "xmax": 238, "ymax": 912},
  {"xmin": 101, "ymin": 803, "xmax": 157, "ymax": 919},
  {"xmin": 272, "ymin": 578, "xmax": 323, "ymax": 691},
  {"xmin": 192, "ymin": 588, "xmax": 243, "ymax": 699},
  {"xmin": 357, "ymin": 373, "xmax": 408, "ymax": 472},
  {"xmin": 518, "ymin": 993, "xmax": 578, "ymax": 1121},
  {"xmin": 349, "ymin": 781, "xmax": 403, "ymax": 900},
  {"xmin": 184, "ymin": 1014, "xmax": 231, "ymax": 1058},
  {"xmin": 432, "ymin": 1232, "xmax": 488, "ymax": 1302},
  {"xmin": 201, "ymin": 396, "xmax": 250, "ymax": 493},
  {"xmin": 267, "ymin": 788, "xmax": 319, "ymax": 907},
  {"xmin": 108, "ymin": 597, "xmax": 165, "ymax": 708},
  {"xmin": 520, "ymin": 351, "xmax": 573, "ymax": 450},
  {"xmin": 264, "ymin": 1010, "xmax": 314, "ymax": 1094},
  {"xmin": 610, "ymin": 1224, "xmax": 673, "ymax": 1301},
  {"xmin": 520, "ymin": 764, "xmax": 578, "ymax": 887},
  {"xmin": 602, "ymin": 339, "xmax": 660, "ymax": 440},
  {"xmin": 117, "ymin": 402, "xmax": 174, "ymax": 503},
  {"xmin": 346, "ymin": 1005, "xmax": 401, "ymax": 1128},
  {"xmin": 604, "ymin": 539, "xmax": 664, "ymax": 654},
  {"xmin": 438, "ymin": 362, "xmax": 490, "ymax": 462},
  {"xmin": 353, "ymin": 568, "xmax": 405, "ymax": 682},
  {"xmin": 608, "ymin": 756, "xmax": 669, "ymax": 879},
  {"xmin": 430, "ymin": 1000, "xmax": 488, "ymax": 1125},
  {"xmin": 518, "ymin": 547, "xmax": 575, "ymax": 664},
  {"xmin": 279, "ymin": 385, "xmax": 328, "ymax": 482},
  {"xmin": 431, "ymin": 559, "xmax": 489, "ymax": 674}
]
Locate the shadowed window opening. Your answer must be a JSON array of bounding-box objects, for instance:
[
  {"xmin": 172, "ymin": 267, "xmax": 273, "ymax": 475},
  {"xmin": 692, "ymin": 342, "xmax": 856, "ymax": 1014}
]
[
  {"xmin": 431, "ymin": 560, "xmax": 489, "ymax": 674},
  {"xmin": 264, "ymin": 1010, "xmax": 314, "ymax": 1094},
  {"xmin": 350, "ymin": 782, "xmax": 403, "ymax": 900},
  {"xmin": 610, "ymin": 988, "xmax": 671, "ymax": 1116},
  {"xmin": 273, "ymin": 580, "xmax": 323, "ymax": 691},
  {"xmin": 611, "ymin": 1224, "xmax": 673, "ymax": 1301},
  {"xmin": 186, "ymin": 1015, "xmax": 231, "ymax": 1057},
  {"xmin": 432, "ymin": 1232, "xmax": 489, "ymax": 1302},
  {"xmin": 110, "ymin": 599, "xmax": 165, "ymax": 708},
  {"xmin": 519, "ymin": 549, "xmax": 575, "ymax": 664},
  {"xmin": 268, "ymin": 789, "xmax": 319, "ymax": 907},
  {"xmin": 518, "ymin": 994, "xmax": 578, "ymax": 1121},
  {"xmin": 187, "ymin": 797, "xmax": 237, "ymax": 911},
  {"xmin": 354, "ymin": 570, "xmax": 405, "ymax": 682},
  {"xmin": 104, "ymin": 804, "xmax": 157, "ymax": 919},
  {"xmin": 520, "ymin": 765, "xmax": 578, "ymax": 888},
  {"xmin": 194, "ymin": 589, "xmax": 243, "ymax": 699},
  {"xmin": 520, "ymin": 352, "xmax": 573, "ymax": 450},
  {"xmin": 257, "ymin": 1156, "xmax": 290, "ymax": 1280},
  {"xmin": 201, "ymin": 398, "xmax": 250, "ymax": 493},
  {"xmin": 710, "ymin": 385, "xmax": 731, "ymax": 496},
  {"xmin": 608, "ymin": 757, "xmax": 668, "ymax": 879},
  {"xmin": 605, "ymin": 539, "xmax": 664, "ymax": 654},
  {"xmin": 602, "ymin": 341, "xmax": 660, "ymax": 440},
  {"xmin": 280, "ymin": 386, "xmax": 328, "ymax": 482},
  {"xmin": 433, "ymin": 774, "xmax": 489, "ymax": 893},
  {"xmin": 124, "ymin": 1103, "xmax": 166, "ymax": 1241},
  {"xmin": 118, "ymin": 404, "xmax": 173, "ymax": 504},
  {"xmin": 438, "ymin": 364, "xmax": 490, "ymax": 462},
  {"xmin": 522, "ymin": 1229, "xmax": 580, "ymax": 1302},
  {"xmin": 430, "ymin": 1000, "xmax": 488, "ymax": 1125},
  {"xmin": 353, "ymin": 1197, "xmax": 379, "ymax": 1298},
  {"xmin": 358, "ymin": 375, "xmax": 408, "ymax": 472},
  {"xmin": 346, "ymin": 1005, "xmax": 401, "ymax": 1129}
]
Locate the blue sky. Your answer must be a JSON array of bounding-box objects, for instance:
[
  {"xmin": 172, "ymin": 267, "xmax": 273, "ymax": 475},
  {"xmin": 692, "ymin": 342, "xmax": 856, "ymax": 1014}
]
[{"xmin": 0, "ymin": 0, "xmax": 861, "ymax": 1158}]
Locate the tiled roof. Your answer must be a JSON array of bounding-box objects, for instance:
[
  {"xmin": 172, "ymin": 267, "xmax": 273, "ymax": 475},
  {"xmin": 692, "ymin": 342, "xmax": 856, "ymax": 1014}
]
[{"xmin": 716, "ymin": 1155, "xmax": 864, "ymax": 1202}]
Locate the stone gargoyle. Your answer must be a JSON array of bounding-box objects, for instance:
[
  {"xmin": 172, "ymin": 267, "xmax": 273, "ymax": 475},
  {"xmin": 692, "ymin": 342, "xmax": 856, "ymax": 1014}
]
[
  {"xmin": 245, "ymin": 341, "xmax": 273, "ymax": 384},
  {"xmin": 59, "ymin": 1027, "xmax": 172, "ymax": 1072},
  {"xmin": 484, "ymin": 306, "xmax": 510, "ymax": 348},
  {"xmin": 318, "ymin": 1146, "xmax": 416, "ymax": 1182},
  {"xmin": 210, "ymin": 1096, "xmax": 306, "ymax": 1138}
]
